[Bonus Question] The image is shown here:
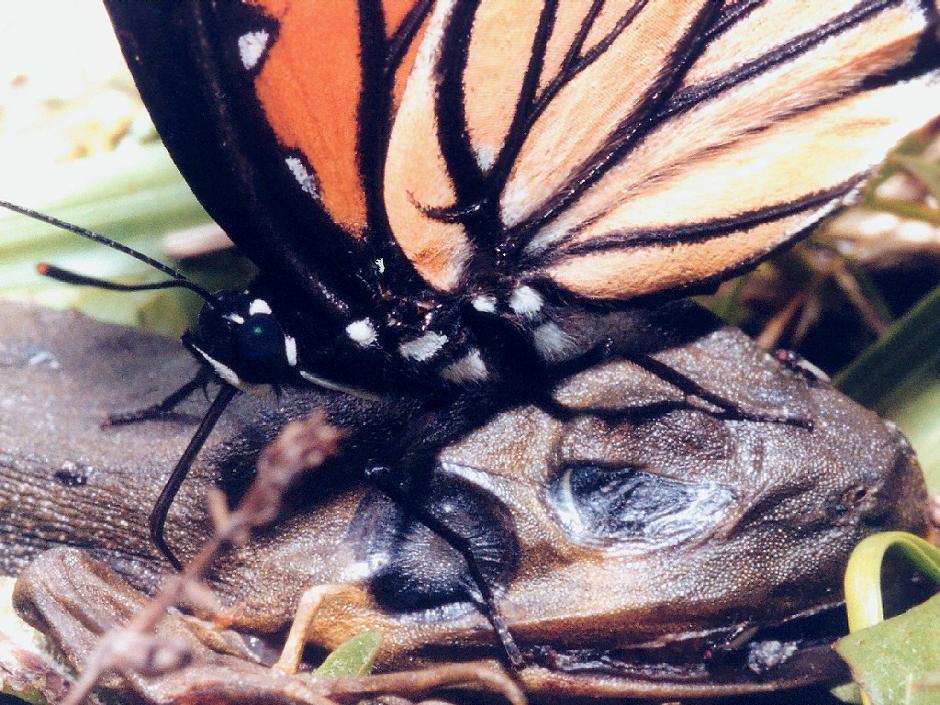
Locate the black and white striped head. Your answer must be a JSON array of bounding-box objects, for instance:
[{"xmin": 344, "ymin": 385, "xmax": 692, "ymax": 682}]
[{"xmin": 183, "ymin": 290, "xmax": 297, "ymax": 391}]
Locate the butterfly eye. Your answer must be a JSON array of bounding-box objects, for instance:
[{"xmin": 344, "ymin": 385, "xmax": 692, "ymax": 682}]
[{"xmin": 237, "ymin": 314, "xmax": 288, "ymax": 372}]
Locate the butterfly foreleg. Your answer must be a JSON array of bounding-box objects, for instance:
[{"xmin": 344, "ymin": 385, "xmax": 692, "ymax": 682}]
[{"xmin": 103, "ymin": 367, "xmax": 214, "ymax": 427}]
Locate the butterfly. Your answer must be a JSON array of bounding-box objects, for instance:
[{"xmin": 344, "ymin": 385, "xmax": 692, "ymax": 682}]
[{"xmin": 5, "ymin": 1, "xmax": 938, "ymax": 593}]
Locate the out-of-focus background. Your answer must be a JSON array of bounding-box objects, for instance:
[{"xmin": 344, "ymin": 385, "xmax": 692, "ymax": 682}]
[
  {"xmin": 0, "ymin": 3, "xmax": 939, "ymax": 486},
  {"xmin": 0, "ymin": 2, "xmax": 251, "ymax": 335}
]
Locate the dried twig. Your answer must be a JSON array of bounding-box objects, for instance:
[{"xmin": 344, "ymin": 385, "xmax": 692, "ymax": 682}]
[{"xmin": 61, "ymin": 410, "xmax": 345, "ymax": 705}]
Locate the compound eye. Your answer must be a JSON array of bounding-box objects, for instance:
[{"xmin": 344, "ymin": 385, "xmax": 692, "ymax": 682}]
[{"xmin": 237, "ymin": 314, "xmax": 287, "ymax": 372}]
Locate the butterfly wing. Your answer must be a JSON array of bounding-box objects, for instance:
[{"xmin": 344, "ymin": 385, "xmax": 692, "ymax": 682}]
[
  {"xmin": 383, "ymin": 0, "xmax": 940, "ymax": 300},
  {"xmin": 104, "ymin": 0, "xmax": 431, "ymax": 320}
]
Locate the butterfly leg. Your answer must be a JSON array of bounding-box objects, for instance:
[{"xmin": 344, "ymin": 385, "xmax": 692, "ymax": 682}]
[
  {"xmin": 150, "ymin": 384, "xmax": 239, "ymax": 569},
  {"xmin": 623, "ymin": 351, "xmax": 813, "ymax": 428},
  {"xmin": 104, "ymin": 367, "xmax": 213, "ymax": 427},
  {"xmin": 364, "ymin": 463, "xmax": 525, "ymax": 670}
]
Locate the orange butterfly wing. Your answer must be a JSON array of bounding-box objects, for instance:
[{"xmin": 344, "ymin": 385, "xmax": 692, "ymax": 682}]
[{"xmin": 383, "ymin": 0, "xmax": 940, "ymax": 299}]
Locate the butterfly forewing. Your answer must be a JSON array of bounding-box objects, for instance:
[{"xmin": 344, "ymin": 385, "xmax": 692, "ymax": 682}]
[
  {"xmin": 103, "ymin": 0, "xmax": 431, "ymax": 326},
  {"xmin": 528, "ymin": 0, "xmax": 940, "ymax": 299}
]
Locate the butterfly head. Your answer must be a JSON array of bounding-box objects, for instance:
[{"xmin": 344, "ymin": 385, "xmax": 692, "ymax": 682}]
[{"xmin": 184, "ymin": 290, "xmax": 298, "ymax": 390}]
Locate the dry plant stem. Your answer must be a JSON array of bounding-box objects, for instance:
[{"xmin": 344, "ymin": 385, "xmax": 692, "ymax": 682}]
[
  {"xmin": 756, "ymin": 269, "xmax": 829, "ymax": 350},
  {"xmin": 831, "ymin": 266, "xmax": 892, "ymax": 337},
  {"xmin": 60, "ymin": 410, "xmax": 344, "ymax": 705}
]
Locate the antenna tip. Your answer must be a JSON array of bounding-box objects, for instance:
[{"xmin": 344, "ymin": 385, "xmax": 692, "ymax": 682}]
[{"xmin": 36, "ymin": 262, "xmax": 50, "ymax": 276}]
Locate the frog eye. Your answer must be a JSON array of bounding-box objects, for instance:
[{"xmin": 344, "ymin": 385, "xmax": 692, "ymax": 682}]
[{"xmin": 549, "ymin": 465, "xmax": 734, "ymax": 549}]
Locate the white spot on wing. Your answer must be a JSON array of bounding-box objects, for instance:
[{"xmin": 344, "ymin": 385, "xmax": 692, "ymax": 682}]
[
  {"xmin": 346, "ymin": 318, "xmax": 378, "ymax": 347},
  {"xmin": 224, "ymin": 313, "xmax": 245, "ymax": 324},
  {"xmin": 533, "ymin": 322, "xmax": 575, "ymax": 362},
  {"xmin": 399, "ymin": 331, "xmax": 448, "ymax": 362},
  {"xmin": 476, "ymin": 145, "xmax": 496, "ymax": 171},
  {"xmin": 238, "ymin": 30, "xmax": 270, "ymax": 70},
  {"xmin": 285, "ymin": 156, "xmax": 319, "ymax": 197},
  {"xmin": 441, "ymin": 348, "xmax": 490, "ymax": 383},
  {"xmin": 471, "ymin": 295, "xmax": 497, "ymax": 313},
  {"xmin": 248, "ymin": 299, "xmax": 272, "ymax": 315},
  {"xmin": 508, "ymin": 285, "xmax": 543, "ymax": 317},
  {"xmin": 524, "ymin": 220, "xmax": 569, "ymax": 255}
]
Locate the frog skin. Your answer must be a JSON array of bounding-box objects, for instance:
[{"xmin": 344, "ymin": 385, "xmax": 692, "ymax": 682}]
[{"xmin": 0, "ymin": 300, "xmax": 927, "ymax": 702}]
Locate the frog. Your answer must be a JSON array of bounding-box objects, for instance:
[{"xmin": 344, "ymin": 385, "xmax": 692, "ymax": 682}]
[{"xmin": 0, "ymin": 299, "xmax": 927, "ymax": 703}]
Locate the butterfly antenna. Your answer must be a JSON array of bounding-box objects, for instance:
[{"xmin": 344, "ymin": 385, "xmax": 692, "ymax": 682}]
[{"xmin": 0, "ymin": 199, "xmax": 217, "ymax": 306}]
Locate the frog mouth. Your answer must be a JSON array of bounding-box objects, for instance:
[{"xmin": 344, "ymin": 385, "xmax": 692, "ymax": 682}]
[{"xmin": 520, "ymin": 602, "xmax": 849, "ymax": 696}]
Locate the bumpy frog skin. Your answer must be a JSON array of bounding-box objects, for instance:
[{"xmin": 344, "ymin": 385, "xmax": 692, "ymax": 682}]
[{"xmin": 0, "ymin": 301, "xmax": 927, "ymax": 702}]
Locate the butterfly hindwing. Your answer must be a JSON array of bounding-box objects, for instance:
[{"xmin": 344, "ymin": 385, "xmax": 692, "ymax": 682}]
[{"xmin": 383, "ymin": 0, "xmax": 940, "ymax": 300}]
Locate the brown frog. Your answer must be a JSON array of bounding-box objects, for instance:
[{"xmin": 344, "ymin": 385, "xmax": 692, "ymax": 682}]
[{"xmin": 0, "ymin": 300, "xmax": 927, "ymax": 702}]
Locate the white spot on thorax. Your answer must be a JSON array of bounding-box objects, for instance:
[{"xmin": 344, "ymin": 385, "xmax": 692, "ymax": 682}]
[
  {"xmin": 284, "ymin": 334, "xmax": 297, "ymax": 366},
  {"xmin": 346, "ymin": 318, "xmax": 377, "ymax": 347},
  {"xmin": 285, "ymin": 156, "xmax": 319, "ymax": 197},
  {"xmin": 399, "ymin": 331, "xmax": 448, "ymax": 362},
  {"xmin": 441, "ymin": 348, "xmax": 490, "ymax": 383},
  {"xmin": 238, "ymin": 30, "xmax": 270, "ymax": 70},
  {"xmin": 248, "ymin": 299, "xmax": 272, "ymax": 315},
  {"xmin": 508, "ymin": 285, "xmax": 543, "ymax": 317},
  {"xmin": 471, "ymin": 294, "xmax": 497, "ymax": 313},
  {"xmin": 224, "ymin": 313, "xmax": 245, "ymax": 324}
]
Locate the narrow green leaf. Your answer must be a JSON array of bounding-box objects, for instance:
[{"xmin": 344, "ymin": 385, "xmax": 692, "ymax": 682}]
[
  {"xmin": 831, "ymin": 681, "xmax": 865, "ymax": 704},
  {"xmin": 834, "ymin": 285, "xmax": 940, "ymax": 491},
  {"xmin": 314, "ymin": 630, "xmax": 382, "ymax": 678}
]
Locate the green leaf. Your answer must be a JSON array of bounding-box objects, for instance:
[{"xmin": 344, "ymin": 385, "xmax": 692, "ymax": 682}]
[
  {"xmin": 838, "ymin": 533, "xmax": 940, "ymax": 705},
  {"xmin": 831, "ymin": 681, "xmax": 865, "ymax": 704},
  {"xmin": 314, "ymin": 630, "xmax": 382, "ymax": 678},
  {"xmin": 836, "ymin": 593, "xmax": 940, "ymax": 705},
  {"xmin": 0, "ymin": 143, "xmax": 254, "ymax": 336},
  {"xmin": 835, "ymin": 284, "xmax": 940, "ymax": 492}
]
